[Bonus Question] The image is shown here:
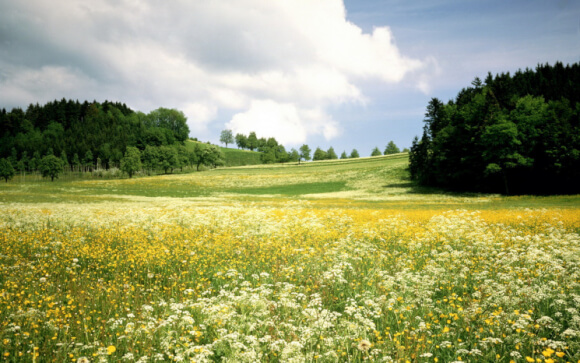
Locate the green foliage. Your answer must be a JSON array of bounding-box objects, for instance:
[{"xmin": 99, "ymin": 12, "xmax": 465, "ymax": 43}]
[
  {"xmin": 196, "ymin": 145, "xmax": 225, "ymax": 170},
  {"xmin": 39, "ymin": 154, "xmax": 64, "ymax": 181},
  {"xmin": 326, "ymin": 147, "xmax": 338, "ymax": 160},
  {"xmin": 288, "ymin": 149, "xmax": 300, "ymax": 162},
  {"xmin": 120, "ymin": 147, "xmax": 142, "ymax": 178},
  {"xmin": 247, "ymin": 132, "xmax": 258, "ymax": 151},
  {"xmin": 0, "ymin": 158, "xmax": 15, "ymax": 182},
  {"xmin": 220, "ymin": 129, "xmax": 234, "ymax": 148},
  {"xmin": 371, "ymin": 147, "xmax": 382, "ymax": 156},
  {"xmin": 313, "ymin": 147, "xmax": 327, "ymax": 161},
  {"xmin": 340, "ymin": 151, "xmax": 348, "ymax": 159},
  {"xmin": 384, "ymin": 141, "xmax": 400, "ymax": 155},
  {"xmin": 0, "ymin": 100, "xmax": 190, "ymax": 174},
  {"xmin": 349, "ymin": 149, "xmax": 359, "ymax": 158},
  {"xmin": 410, "ymin": 62, "xmax": 580, "ymax": 194},
  {"xmin": 235, "ymin": 133, "xmax": 248, "ymax": 149},
  {"xmin": 299, "ymin": 144, "xmax": 311, "ymax": 164}
]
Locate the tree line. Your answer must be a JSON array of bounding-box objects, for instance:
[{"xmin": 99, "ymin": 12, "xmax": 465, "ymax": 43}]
[
  {"xmin": 0, "ymin": 98, "xmax": 407, "ymax": 182},
  {"xmin": 410, "ymin": 61, "xmax": 580, "ymax": 194},
  {"xmin": 0, "ymin": 99, "xmax": 226, "ymax": 181},
  {"xmin": 222, "ymin": 129, "xmax": 403, "ymax": 164}
]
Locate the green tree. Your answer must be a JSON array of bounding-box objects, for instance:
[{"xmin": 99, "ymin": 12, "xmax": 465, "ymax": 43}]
[
  {"xmin": 39, "ymin": 154, "xmax": 64, "ymax": 181},
  {"xmin": 0, "ymin": 158, "xmax": 15, "ymax": 182},
  {"xmin": 260, "ymin": 148, "xmax": 277, "ymax": 164},
  {"xmin": 313, "ymin": 147, "xmax": 327, "ymax": 161},
  {"xmin": 350, "ymin": 149, "xmax": 359, "ymax": 158},
  {"xmin": 120, "ymin": 146, "xmax": 142, "ymax": 178},
  {"xmin": 327, "ymin": 147, "xmax": 338, "ymax": 160},
  {"xmin": 288, "ymin": 148, "xmax": 300, "ymax": 162},
  {"xmin": 340, "ymin": 151, "xmax": 348, "ymax": 159},
  {"xmin": 72, "ymin": 153, "xmax": 81, "ymax": 173},
  {"xmin": 60, "ymin": 150, "xmax": 69, "ymax": 172},
  {"xmin": 481, "ymin": 115, "xmax": 530, "ymax": 195},
  {"xmin": 384, "ymin": 141, "xmax": 401, "ymax": 155},
  {"xmin": 299, "ymin": 144, "xmax": 311, "ymax": 164},
  {"xmin": 220, "ymin": 129, "xmax": 234, "ymax": 148},
  {"xmin": 142, "ymin": 146, "xmax": 160, "ymax": 174},
  {"xmin": 235, "ymin": 133, "xmax": 248, "ymax": 149},
  {"xmin": 247, "ymin": 132, "xmax": 259, "ymax": 151},
  {"xmin": 83, "ymin": 150, "xmax": 94, "ymax": 172},
  {"xmin": 158, "ymin": 146, "xmax": 179, "ymax": 174},
  {"xmin": 371, "ymin": 147, "xmax": 382, "ymax": 156},
  {"xmin": 147, "ymin": 108, "xmax": 190, "ymax": 143},
  {"xmin": 196, "ymin": 145, "xmax": 225, "ymax": 170}
]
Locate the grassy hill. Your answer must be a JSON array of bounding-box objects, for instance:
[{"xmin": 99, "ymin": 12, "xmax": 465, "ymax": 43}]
[
  {"xmin": 185, "ymin": 140, "xmax": 262, "ymax": 167},
  {"xmin": 1, "ymin": 152, "xmax": 578, "ymax": 210}
]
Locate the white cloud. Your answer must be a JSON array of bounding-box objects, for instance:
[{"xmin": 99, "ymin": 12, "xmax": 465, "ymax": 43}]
[
  {"xmin": 226, "ymin": 100, "xmax": 340, "ymax": 146},
  {"xmin": 0, "ymin": 0, "xmax": 430, "ymax": 143}
]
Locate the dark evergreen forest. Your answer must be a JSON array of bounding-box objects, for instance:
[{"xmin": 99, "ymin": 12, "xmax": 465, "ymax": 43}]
[
  {"xmin": 410, "ymin": 62, "xmax": 580, "ymax": 195},
  {"xmin": 0, "ymin": 99, "xmax": 190, "ymax": 171}
]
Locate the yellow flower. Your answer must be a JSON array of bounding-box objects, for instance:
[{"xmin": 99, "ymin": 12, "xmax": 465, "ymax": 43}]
[
  {"xmin": 555, "ymin": 352, "xmax": 565, "ymax": 358},
  {"xmin": 106, "ymin": 346, "xmax": 116, "ymax": 355},
  {"xmin": 525, "ymin": 358, "xmax": 534, "ymax": 363},
  {"xmin": 542, "ymin": 348, "xmax": 554, "ymax": 357}
]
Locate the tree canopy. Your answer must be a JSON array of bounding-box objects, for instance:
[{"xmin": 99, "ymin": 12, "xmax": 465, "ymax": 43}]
[
  {"xmin": 410, "ymin": 62, "xmax": 580, "ymax": 194},
  {"xmin": 0, "ymin": 99, "xmax": 190, "ymax": 170}
]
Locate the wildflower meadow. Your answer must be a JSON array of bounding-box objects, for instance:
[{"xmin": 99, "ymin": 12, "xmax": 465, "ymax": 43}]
[{"xmin": 1, "ymin": 155, "xmax": 579, "ymax": 362}]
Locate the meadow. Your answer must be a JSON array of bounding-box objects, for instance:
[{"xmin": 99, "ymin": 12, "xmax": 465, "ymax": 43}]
[{"xmin": 1, "ymin": 154, "xmax": 579, "ymax": 362}]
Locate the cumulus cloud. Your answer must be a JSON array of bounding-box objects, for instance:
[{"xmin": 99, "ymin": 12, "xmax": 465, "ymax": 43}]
[
  {"xmin": 226, "ymin": 100, "xmax": 340, "ymax": 145},
  {"xmin": 0, "ymin": 0, "xmax": 430, "ymax": 144}
]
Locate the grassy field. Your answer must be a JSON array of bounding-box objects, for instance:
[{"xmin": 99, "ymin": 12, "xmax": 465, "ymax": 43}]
[{"xmin": 1, "ymin": 154, "xmax": 579, "ymax": 362}]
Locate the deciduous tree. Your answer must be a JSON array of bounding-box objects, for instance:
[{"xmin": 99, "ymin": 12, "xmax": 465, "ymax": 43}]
[
  {"xmin": 299, "ymin": 144, "xmax": 311, "ymax": 164},
  {"xmin": 0, "ymin": 158, "xmax": 15, "ymax": 182},
  {"xmin": 120, "ymin": 146, "xmax": 142, "ymax": 178},
  {"xmin": 220, "ymin": 129, "xmax": 234, "ymax": 148},
  {"xmin": 39, "ymin": 154, "xmax": 64, "ymax": 181}
]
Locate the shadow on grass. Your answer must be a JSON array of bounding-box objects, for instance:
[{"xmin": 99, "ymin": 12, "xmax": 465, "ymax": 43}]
[{"xmin": 383, "ymin": 180, "xmax": 492, "ymax": 197}]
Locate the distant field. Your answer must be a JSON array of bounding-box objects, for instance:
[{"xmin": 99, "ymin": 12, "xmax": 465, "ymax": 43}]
[{"xmin": 1, "ymin": 154, "xmax": 579, "ymax": 362}]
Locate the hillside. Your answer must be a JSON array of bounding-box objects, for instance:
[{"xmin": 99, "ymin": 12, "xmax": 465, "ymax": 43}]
[{"xmin": 1, "ymin": 152, "xmax": 578, "ymax": 210}]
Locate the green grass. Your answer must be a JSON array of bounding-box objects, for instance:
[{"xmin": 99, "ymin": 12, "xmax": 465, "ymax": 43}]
[
  {"xmin": 231, "ymin": 181, "xmax": 347, "ymax": 195},
  {"xmin": 1, "ymin": 153, "xmax": 579, "ymax": 210}
]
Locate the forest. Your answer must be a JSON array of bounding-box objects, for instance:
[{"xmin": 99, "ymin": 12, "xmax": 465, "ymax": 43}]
[
  {"xmin": 410, "ymin": 61, "xmax": 580, "ymax": 194},
  {"xmin": 0, "ymin": 99, "xmax": 190, "ymax": 168},
  {"xmin": 0, "ymin": 99, "xmax": 234, "ymax": 179}
]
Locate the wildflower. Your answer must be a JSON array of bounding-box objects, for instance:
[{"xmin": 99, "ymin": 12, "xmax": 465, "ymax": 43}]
[
  {"xmin": 77, "ymin": 357, "xmax": 90, "ymax": 363},
  {"xmin": 107, "ymin": 346, "xmax": 116, "ymax": 355},
  {"xmin": 357, "ymin": 339, "xmax": 372, "ymax": 351},
  {"xmin": 39, "ymin": 277, "xmax": 47, "ymax": 283},
  {"xmin": 542, "ymin": 348, "xmax": 554, "ymax": 357}
]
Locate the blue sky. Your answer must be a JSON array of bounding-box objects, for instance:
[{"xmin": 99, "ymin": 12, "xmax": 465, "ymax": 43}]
[{"xmin": 1, "ymin": 0, "xmax": 579, "ymax": 155}]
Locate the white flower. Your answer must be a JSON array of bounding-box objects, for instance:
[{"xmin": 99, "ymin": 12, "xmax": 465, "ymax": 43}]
[{"xmin": 357, "ymin": 339, "xmax": 372, "ymax": 351}]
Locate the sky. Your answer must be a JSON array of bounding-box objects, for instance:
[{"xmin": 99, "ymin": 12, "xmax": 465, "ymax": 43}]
[{"xmin": 1, "ymin": 0, "xmax": 579, "ymax": 155}]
